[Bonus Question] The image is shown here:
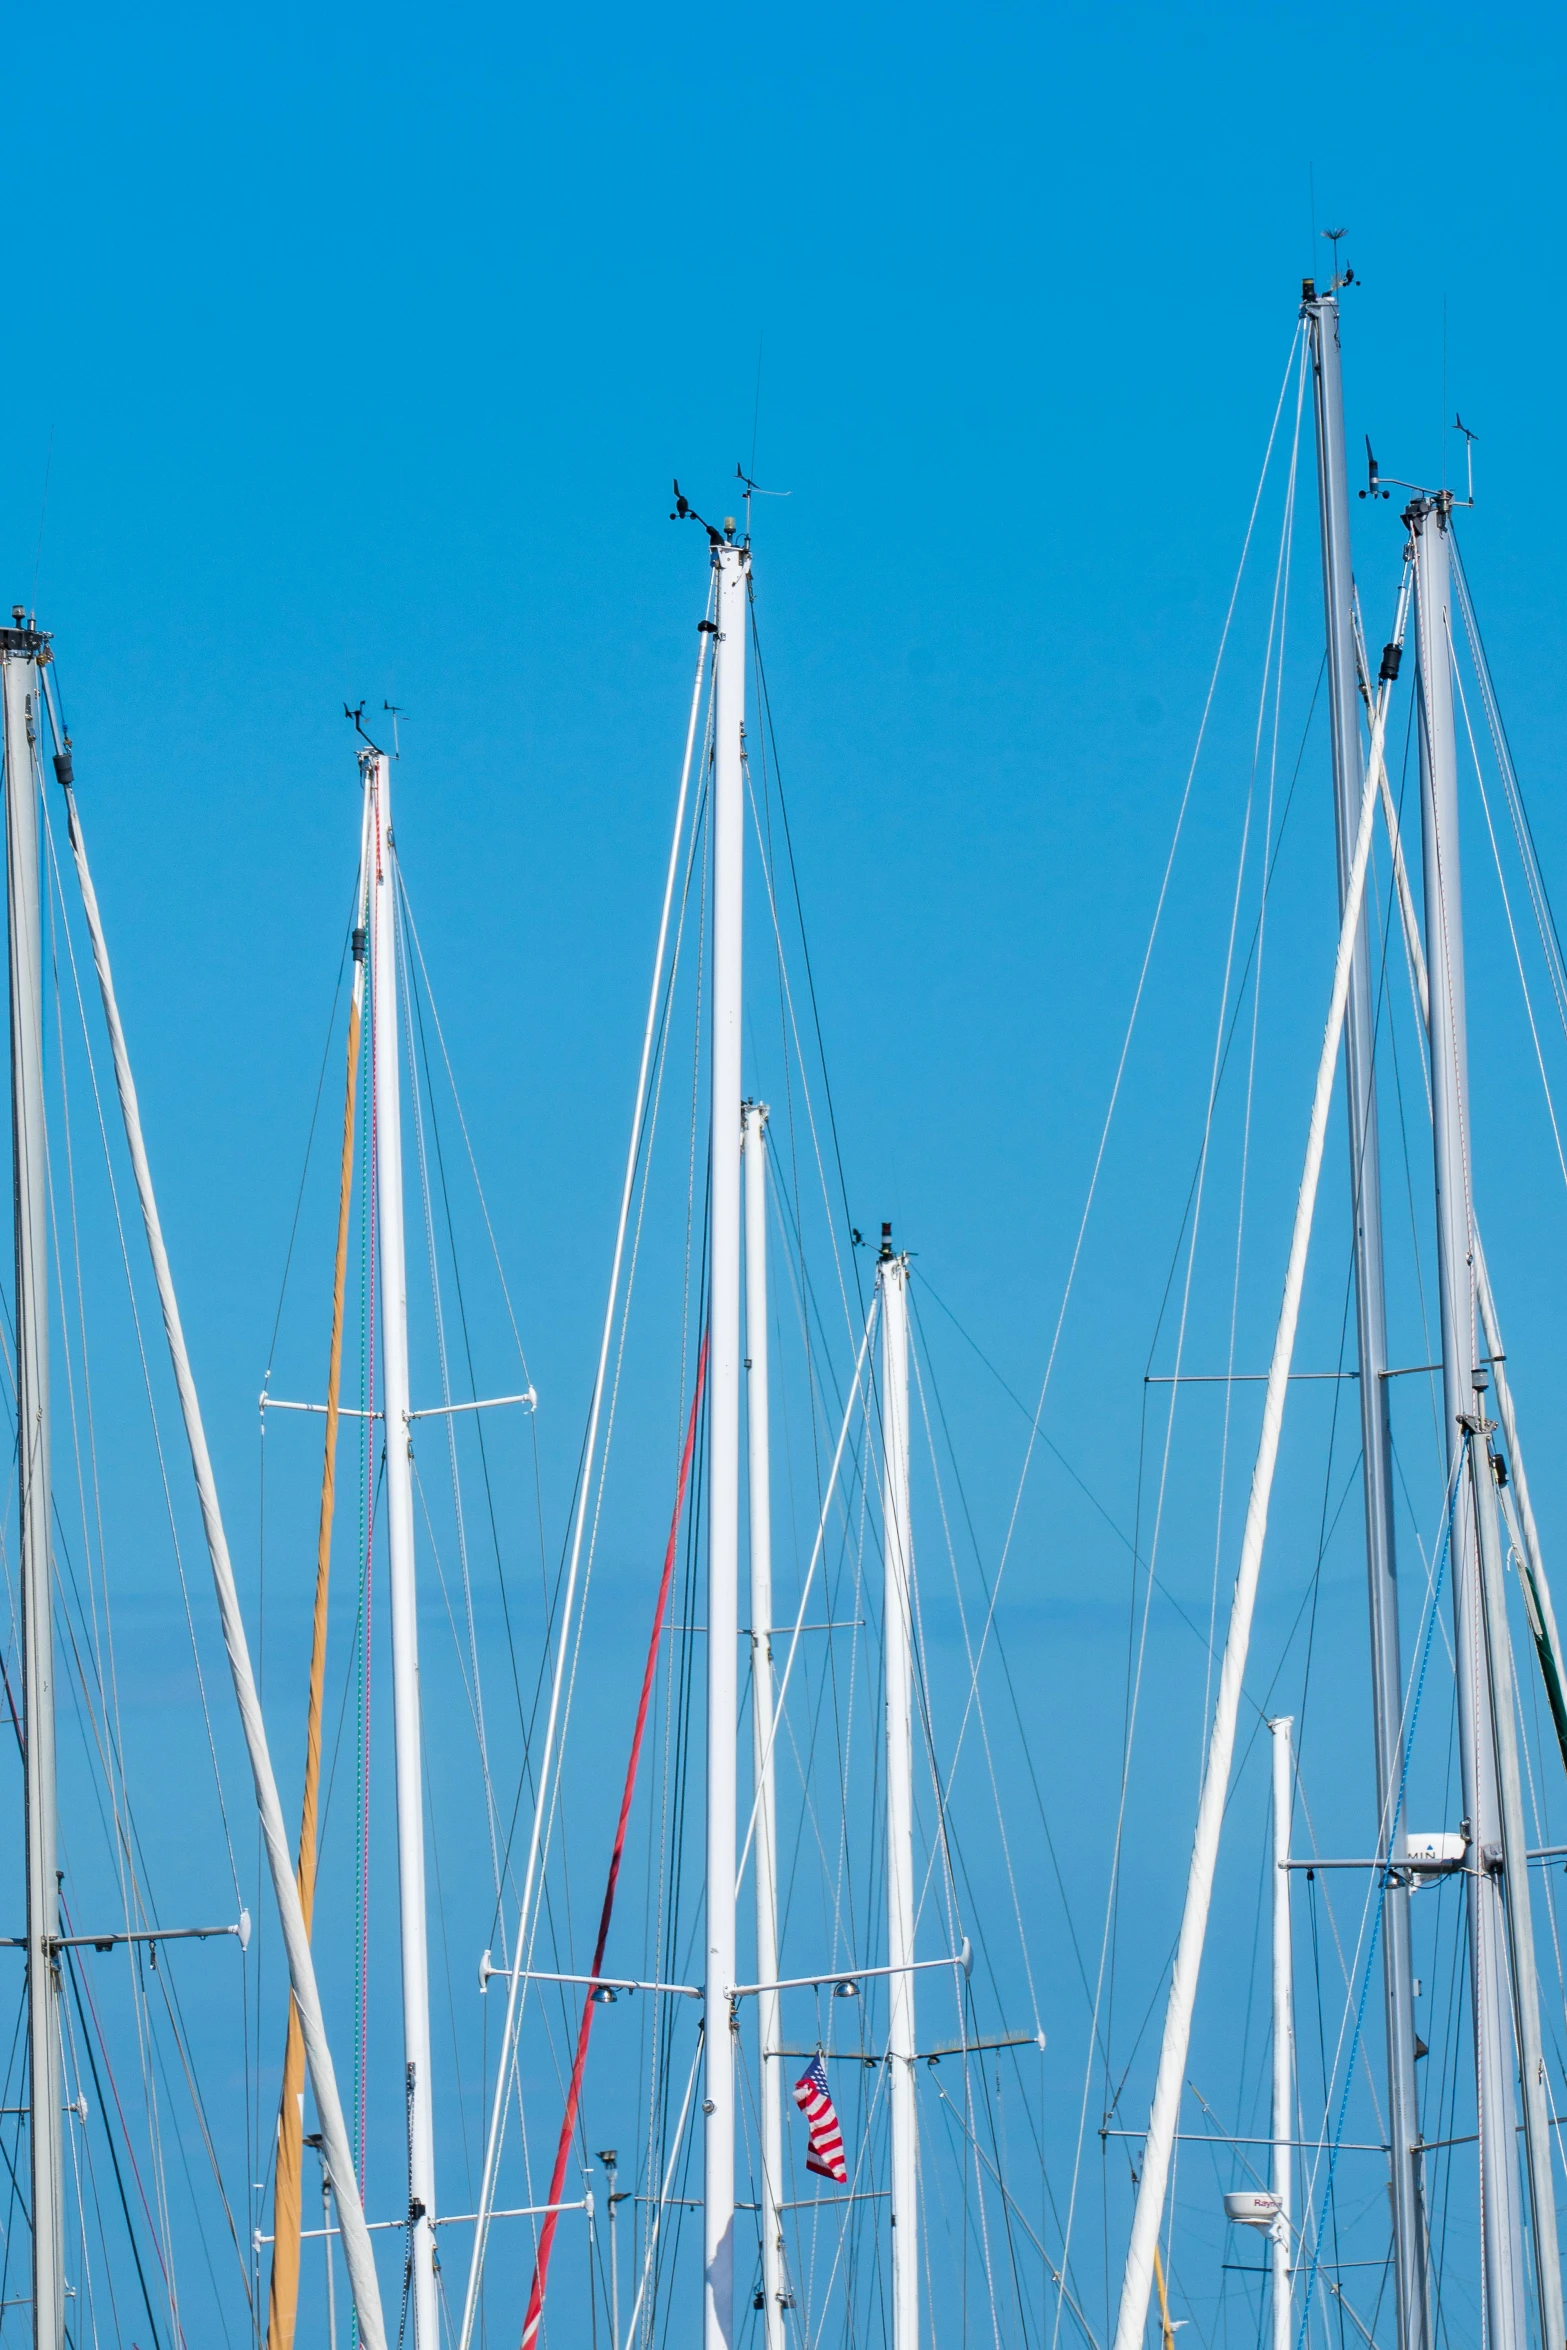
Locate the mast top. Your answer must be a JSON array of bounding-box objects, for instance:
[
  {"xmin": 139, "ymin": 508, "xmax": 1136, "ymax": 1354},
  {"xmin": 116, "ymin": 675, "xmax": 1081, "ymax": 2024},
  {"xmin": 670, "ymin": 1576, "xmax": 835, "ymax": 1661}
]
[
  {"xmin": 344, "ymin": 700, "xmax": 385, "ymax": 758},
  {"xmin": 1381, "ymin": 433, "xmax": 1475, "ymax": 521},
  {"xmin": 672, "ymin": 481, "xmax": 755, "ymax": 556},
  {"xmin": 876, "ymin": 1221, "xmax": 911, "ymax": 1272},
  {"xmin": 1401, "ymin": 489, "xmax": 1457, "ymax": 534},
  {"xmin": 1, "ymin": 608, "xmax": 49, "ymax": 660},
  {"xmin": 1301, "ymin": 229, "xmax": 1356, "ymax": 316}
]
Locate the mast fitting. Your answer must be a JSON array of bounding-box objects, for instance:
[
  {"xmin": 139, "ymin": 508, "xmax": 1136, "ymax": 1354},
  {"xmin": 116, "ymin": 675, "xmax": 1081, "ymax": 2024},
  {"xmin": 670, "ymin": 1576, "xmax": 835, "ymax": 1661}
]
[{"xmin": 670, "ymin": 481, "xmax": 723, "ymax": 547}]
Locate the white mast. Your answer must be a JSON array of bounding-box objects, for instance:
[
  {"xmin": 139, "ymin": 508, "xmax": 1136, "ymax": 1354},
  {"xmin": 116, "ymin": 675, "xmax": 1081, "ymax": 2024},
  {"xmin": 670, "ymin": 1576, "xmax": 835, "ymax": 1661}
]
[
  {"xmin": 2, "ymin": 615, "xmax": 63, "ymax": 2350},
  {"xmin": 1409, "ymin": 494, "xmax": 1527, "ymax": 2350},
  {"xmin": 878, "ymin": 1228, "xmax": 918, "ymax": 2350},
  {"xmin": 1302, "ymin": 281, "xmax": 1428, "ymax": 2350},
  {"xmin": 706, "ymin": 522, "xmax": 749, "ymax": 2350},
  {"xmin": 366, "ymin": 745, "xmax": 439, "ymax": 2350},
  {"xmin": 744, "ymin": 1101, "xmax": 786, "ymax": 2350},
  {"xmin": 1268, "ymin": 1719, "xmax": 1293, "ymax": 2350}
]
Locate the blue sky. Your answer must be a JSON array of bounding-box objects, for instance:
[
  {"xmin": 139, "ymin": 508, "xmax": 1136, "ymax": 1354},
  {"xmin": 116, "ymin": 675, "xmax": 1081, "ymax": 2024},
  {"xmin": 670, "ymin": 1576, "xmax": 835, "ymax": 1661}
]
[{"xmin": 6, "ymin": 2, "xmax": 1567, "ymax": 2345}]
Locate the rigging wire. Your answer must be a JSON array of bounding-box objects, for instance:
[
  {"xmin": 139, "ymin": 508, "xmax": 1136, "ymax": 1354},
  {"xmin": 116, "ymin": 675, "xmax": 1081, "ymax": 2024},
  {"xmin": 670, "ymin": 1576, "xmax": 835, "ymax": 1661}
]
[
  {"xmin": 1054, "ymin": 334, "xmax": 1313, "ymax": 2350},
  {"xmin": 906, "ymin": 1329, "xmax": 1041, "ymax": 2035},
  {"xmin": 535, "ymin": 736, "xmax": 716, "ymax": 2336},
  {"xmin": 748, "ymin": 606, "xmax": 864, "ymax": 1351},
  {"xmin": 38, "ymin": 791, "xmax": 242, "ymax": 1898},
  {"xmin": 392, "ymin": 871, "xmax": 507, "ymax": 1910},
  {"xmin": 1449, "ymin": 651, "xmax": 1567, "ymax": 1190},
  {"xmin": 36, "ymin": 753, "xmax": 255, "ymax": 2331},
  {"xmin": 399, "ymin": 876, "xmax": 552, "ymax": 1850},
  {"xmin": 1203, "ymin": 367, "xmax": 1305, "ymax": 1758},
  {"xmin": 1001, "ymin": 322, "xmax": 1308, "ymax": 1670},
  {"xmin": 458, "ymin": 594, "xmax": 716, "ymax": 2349},
  {"xmin": 1449, "ymin": 534, "xmax": 1567, "ymax": 1045}
]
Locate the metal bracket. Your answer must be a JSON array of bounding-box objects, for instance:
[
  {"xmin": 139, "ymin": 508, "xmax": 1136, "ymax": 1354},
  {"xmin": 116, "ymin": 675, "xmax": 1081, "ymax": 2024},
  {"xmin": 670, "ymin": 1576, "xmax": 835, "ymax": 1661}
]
[{"xmin": 1, "ymin": 1915, "xmax": 251, "ymax": 1955}]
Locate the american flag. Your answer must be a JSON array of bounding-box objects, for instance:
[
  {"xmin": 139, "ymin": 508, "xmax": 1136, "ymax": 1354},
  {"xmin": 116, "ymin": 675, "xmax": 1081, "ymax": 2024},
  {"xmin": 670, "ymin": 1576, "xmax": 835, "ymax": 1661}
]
[{"xmin": 793, "ymin": 2054, "xmax": 849, "ymax": 2184}]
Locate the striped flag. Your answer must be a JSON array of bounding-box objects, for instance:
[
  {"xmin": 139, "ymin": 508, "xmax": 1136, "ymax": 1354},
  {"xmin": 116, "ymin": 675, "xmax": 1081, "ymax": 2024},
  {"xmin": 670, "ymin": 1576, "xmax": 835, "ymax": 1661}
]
[{"xmin": 793, "ymin": 2054, "xmax": 849, "ymax": 2184}]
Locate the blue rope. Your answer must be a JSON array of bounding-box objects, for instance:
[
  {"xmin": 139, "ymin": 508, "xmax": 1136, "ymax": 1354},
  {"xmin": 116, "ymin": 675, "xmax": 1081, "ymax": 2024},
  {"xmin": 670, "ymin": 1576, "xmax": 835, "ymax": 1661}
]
[{"xmin": 1293, "ymin": 1458, "xmax": 1463, "ymax": 2350}]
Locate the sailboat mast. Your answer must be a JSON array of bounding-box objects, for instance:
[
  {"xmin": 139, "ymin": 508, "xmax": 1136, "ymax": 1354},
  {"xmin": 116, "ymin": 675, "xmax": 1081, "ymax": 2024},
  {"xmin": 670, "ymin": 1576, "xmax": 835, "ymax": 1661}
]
[
  {"xmin": 878, "ymin": 1230, "xmax": 918, "ymax": 2350},
  {"xmin": 706, "ymin": 524, "xmax": 749, "ymax": 2350},
  {"xmin": 366, "ymin": 746, "xmax": 439, "ymax": 2350},
  {"xmin": 1268, "ymin": 1719, "xmax": 1293, "ymax": 2350},
  {"xmin": 1302, "ymin": 284, "xmax": 1429, "ymax": 2350},
  {"xmin": 743, "ymin": 1101, "xmax": 786, "ymax": 2350},
  {"xmin": 1, "ymin": 618, "xmax": 63, "ymax": 2350},
  {"xmin": 1409, "ymin": 493, "xmax": 1527, "ymax": 2350}
]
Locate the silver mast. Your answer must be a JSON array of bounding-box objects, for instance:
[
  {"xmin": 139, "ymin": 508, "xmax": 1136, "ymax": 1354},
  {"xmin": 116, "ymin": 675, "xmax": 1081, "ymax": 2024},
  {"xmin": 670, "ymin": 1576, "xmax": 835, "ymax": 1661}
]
[
  {"xmin": 1410, "ymin": 492, "xmax": 1527, "ymax": 2350},
  {"xmin": 2, "ymin": 613, "xmax": 63, "ymax": 2350},
  {"xmin": 1302, "ymin": 285, "xmax": 1428, "ymax": 2350},
  {"xmin": 705, "ymin": 520, "xmax": 749, "ymax": 2350}
]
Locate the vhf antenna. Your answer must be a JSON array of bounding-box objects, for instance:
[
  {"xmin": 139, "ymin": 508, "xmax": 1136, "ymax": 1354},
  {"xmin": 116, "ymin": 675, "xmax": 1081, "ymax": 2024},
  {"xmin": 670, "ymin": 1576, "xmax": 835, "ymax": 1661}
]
[{"xmin": 1453, "ymin": 413, "xmax": 1478, "ymax": 506}]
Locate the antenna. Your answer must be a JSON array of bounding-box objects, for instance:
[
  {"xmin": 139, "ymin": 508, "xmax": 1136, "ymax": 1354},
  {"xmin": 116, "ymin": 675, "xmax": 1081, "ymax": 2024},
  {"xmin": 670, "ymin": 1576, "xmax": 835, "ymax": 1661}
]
[
  {"xmin": 383, "ymin": 700, "xmax": 406, "ymax": 758},
  {"xmin": 1453, "ymin": 413, "xmax": 1478, "ymax": 506}
]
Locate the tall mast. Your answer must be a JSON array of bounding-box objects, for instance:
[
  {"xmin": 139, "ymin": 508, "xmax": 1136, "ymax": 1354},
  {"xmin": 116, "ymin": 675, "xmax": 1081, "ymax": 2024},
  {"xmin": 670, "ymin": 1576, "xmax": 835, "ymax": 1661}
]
[
  {"xmin": 1302, "ymin": 284, "xmax": 1428, "ymax": 2350},
  {"xmin": 878, "ymin": 1229, "xmax": 918, "ymax": 2350},
  {"xmin": 1410, "ymin": 493, "xmax": 1527, "ymax": 2350},
  {"xmin": 1268, "ymin": 1719, "xmax": 1293, "ymax": 2350},
  {"xmin": 2, "ymin": 615, "xmax": 63, "ymax": 2350},
  {"xmin": 705, "ymin": 522, "xmax": 749, "ymax": 2350},
  {"xmin": 366, "ymin": 746, "xmax": 438, "ymax": 2350},
  {"xmin": 744, "ymin": 1101, "xmax": 786, "ymax": 2350}
]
